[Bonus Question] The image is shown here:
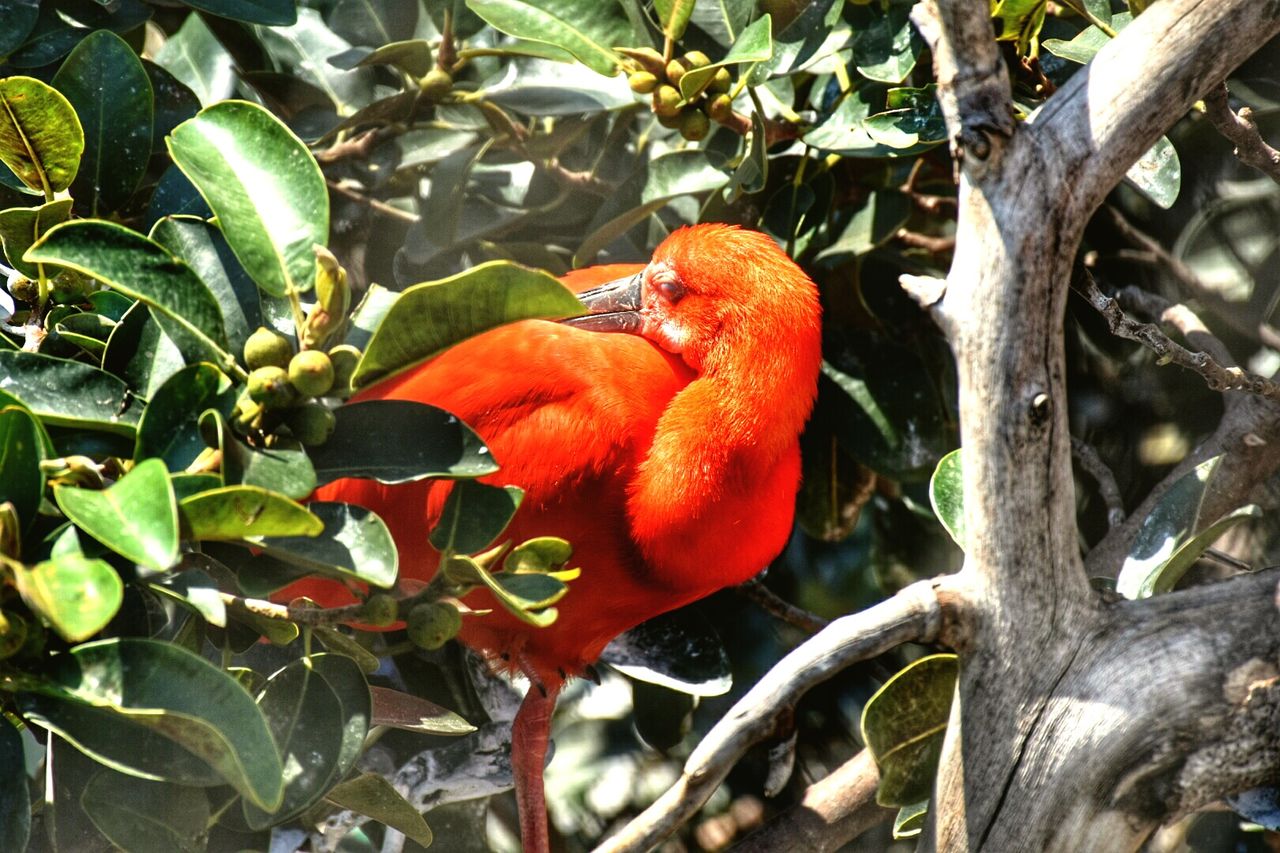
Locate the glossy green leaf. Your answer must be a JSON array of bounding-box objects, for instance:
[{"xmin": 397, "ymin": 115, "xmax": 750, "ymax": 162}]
[
  {"xmin": 152, "ymin": 568, "xmax": 227, "ymax": 627},
  {"xmin": 243, "ymin": 656, "xmax": 348, "ymax": 828},
  {"xmin": 505, "ymin": 536, "xmax": 572, "ymax": 573},
  {"xmin": 804, "ymin": 85, "xmax": 907, "ymax": 157},
  {"xmin": 16, "ymin": 554, "xmax": 122, "ymax": 642},
  {"xmin": 861, "ymin": 654, "xmax": 958, "ymax": 807},
  {"xmin": 0, "ymin": 351, "xmax": 140, "ymax": 436},
  {"xmin": 183, "ymin": 0, "xmax": 297, "ymax": 25},
  {"xmin": 818, "ymin": 190, "xmax": 911, "ymax": 258},
  {"xmin": 254, "ymin": 501, "xmax": 398, "ymax": 588},
  {"xmin": 256, "ymin": 9, "xmax": 376, "ymax": 114},
  {"xmin": 309, "ymin": 653, "xmax": 372, "ymax": 782},
  {"xmin": 145, "ymin": 60, "xmax": 201, "ymax": 149},
  {"xmin": 0, "ymin": 1, "xmax": 39, "ymax": 56},
  {"xmin": 101, "ymin": 301, "xmax": 186, "ymax": 401},
  {"xmin": 81, "ymin": 768, "xmax": 209, "ymax": 853},
  {"xmin": 445, "ymin": 555, "xmax": 560, "ymax": 626},
  {"xmin": 864, "ymin": 85, "xmax": 946, "ymax": 150},
  {"xmin": 0, "ymin": 406, "xmax": 44, "ymax": 533},
  {"xmin": 167, "ymin": 101, "xmax": 329, "ymax": 297},
  {"xmin": 0, "ymin": 197, "xmax": 73, "ymax": 277},
  {"xmin": 0, "ymin": 717, "xmax": 30, "ymax": 853},
  {"xmin": 430, "ymin": 481, "xmax": 524, "ymax": 554},
  {"xmin": 1139, "ymin": 505, "xmax": 1262, "ymax": 598},
  {"xmin": 324, "ymin": 772, "xmax": 433, "ymax": 847},
  {"xmin": 308, "ymin": 400, "xmax": 499, "ymax": 486},
  {"xmin": 135, "ymin": 363, "xmax": 236, "ymax": 471},
  {"xmin": 26, "ymin": 220, "xmax": 235, "ymax": 372},
  {"xmin": 215, "ymin": 422, "xmax": 317, "ymax": 501},
  {"xmin": 929, "ymin": 449, "xmax": 964, "ymax": 550},
  {"xmin": 55, "ymin": 312, "xmax": 114, "ymax": 357},
  {"xmin": 655, "ymin": 0, "xmax": 695, "ymax": 41},
  {"xmin": 313, "ymin": 626, "xmax": 381, "ymax": 673},
  {"xmin": 1117, "ymin": 455, "xmax": 1222, "ymax": 599},
  {"xmin": 152, "ymin": 13, "xmax": 236, "ymax": 106},
  {"xmin": 679, "ymin": 15, "xmax": 772, "ymax": 99},
  {"xmin": 53, "ymin": 459, "xmax": 180, "ymax": 572},
  {"xmin": 0, "ymin": 76, "xmax": 84, "ymax": 195},
  {"xmin": 893, "ymin": 800, "xmax": 929, "ymax": 840},
  {"xmin": 495, "ymin": 571, "xmax": 569, "ymax": 609},
  {"xmin": 329, "ymin": 40, "xmax": 435, "ymax": 77},
  {"xmin": 851, "ymin": 2, "xmax": 923, "ymax": 84},
  {"xmin": 51, "ymin": 31, "xmax": 154, "ymax": 216},
  {"xmin": 688, "ymin": 0, "xmax": 753, "ymax": 45},
  {"xmin": 30, "ymin": 638, "xmax": 284, "ymax": 810},
  {"xmin": 467, "ymin": 0, "xmax": 623, "ymax": 76},
  {"xmin": 1042, "ymin": 13, "xmax": 1133, "ymax": 65},
  {"xmin": 331, "ymin": 0, "xmax": 419, "ymax": 45},
  {"xmin": 370, "ymin": 685, "xmax": 476, "ymax": 735},
  {"xmin": 1125, "ymin": 135, "xmax": 1181, "ymax": 210},
  {"xmin": 352, "ymin": 261, "xmax": 584, "ymax": 387},
  {"xmin": 180, "ymin": 486, "xmax": 323, "ymax": 540},
  {"xmin": 992, "ymin": 0, "xmax": 1047, "ymax": 55}
]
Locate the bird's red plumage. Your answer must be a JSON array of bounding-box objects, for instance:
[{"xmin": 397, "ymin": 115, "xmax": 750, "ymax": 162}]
[{"xmin": 282, "ymin": 224, "xmax": 823, "ymax": 850}]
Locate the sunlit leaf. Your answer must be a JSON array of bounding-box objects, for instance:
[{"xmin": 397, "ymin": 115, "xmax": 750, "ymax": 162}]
[
  {"xmin": 324, "ymin": 773, "xmax": 433, "ymax": 847},
  {"xmin": 53, "ymin": 459, "xmax": 179, "ymax": 571},
  {"xmin": 16, "ymin": 554, "xmax": 122, "ymax": 642},
  {"xmin": 430, "ymin": 481, "xmax": 523, "ymax": 554},
  {"xmin": 861, "ymin": 654, "xmax": 958, "ymax": 806},
  {"xmin": 179, "ymin": 486, "xmax": 323, "ymax": 540},
  {"xmin": 81, "ymin": 768, "xmax": 209, "ymax": 853},
  {"xmin": 253, "ymin": 501, "xmax": 398, "ymax": 588},
  {"xmin": 0, "ymin": 76, "xmax": 83, "ymax": 195}
]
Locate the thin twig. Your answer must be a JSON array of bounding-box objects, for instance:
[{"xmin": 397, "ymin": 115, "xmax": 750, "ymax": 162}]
[
  {"xmin": 593, "ymin": 580, "xmax": 946, "ymax": 853},
  {"xmin": 1071, "ymin": 437, "xmax": 1125, "ymax": 527},
  {"xmin": 896, "ymin": 229, "xmax": 956, "ymax": 254},
  {"xmin": 327, "ymin": 180, "xmax": 420, "ymax": 224},
  {"xmin": 1076, "ymin": 273, "xmax": 1280, "ymax": 401},
  {"xmin": 1203, "ymin": 83, "xmax": 1280, "ymax": 185},
  {"xmin": 221, "ymin": 593, "xmax": 370, "ymax": 626},
  {"xmin": 738, "ymin": 578, "xmax": 829, "ymax": 634}
]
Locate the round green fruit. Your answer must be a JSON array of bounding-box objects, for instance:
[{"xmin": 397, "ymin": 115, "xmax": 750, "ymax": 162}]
[
  {"xmin": 362, "ymin": 593, "xmax": 399, "ymax": 627},
  {"xmin": 406, "ymin": 601, "xmax": 463, "ymax": 650},
  {"xmin": 244, "ymin": 326, "xmax": 293, "ymax": 370},
  {"xmin": 287, "ymin": 402, "xmax": 336, "ymax": 446},
  {"xmin": 247, "ymin": 366, "xmax": 294, "ymax": 407},
  {"xmin": 679, "ymin": 110, "xmax": 711, "ymax": 141},
  {"xmin": 629, "ymin": 71, "xmax": 659, "ymax": 94},
  {"xmin": 288, "ymin": 350, "xmax": 335, "ymax": 397},
  {"xmin": 0, "ymin": 610, "xmax": 28, "ymax": 660},
  {"xmin": 709, "ymin": 67, "xmax": 733, "ymax": 94},
  {"xmin": 707, "ymin": 93, "xmax": 734, "ymax": 122},
  {"xmin": 665, "ymin": 58, "xmax": 687, "ymax": 85},
  {"xmin": 419, "ymin": 68, "xmax": 453, "ymax": 100},
  {"xmin": 654, "ymin": 85, "xmax": 682, "ymax": 117},
  {"xmin": 683, "ymin": 50, "xmax": 711, "ymax": 69}
]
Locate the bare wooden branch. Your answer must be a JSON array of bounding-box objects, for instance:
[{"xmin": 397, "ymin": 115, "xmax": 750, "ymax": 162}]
[
  {"xmin": 593, "ymin": 579, "xmax": 949, "ymax": 853},
  {"xmin": 1071, "ymin": 437, "xmax": 1125, "ymax": 527},
  {"xmin": 1203, "ymin": 83, "xmax": 1280, "ymax": 184},
  {"xmin": 733, "ymin": 749, "xmax": 892, "ymax": 853},
  {"xmin": 737, "ymin": 578, "xmax": 829, "ymax": 634}
]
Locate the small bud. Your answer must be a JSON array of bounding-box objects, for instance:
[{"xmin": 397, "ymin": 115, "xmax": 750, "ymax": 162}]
[
  {"xmin": 419, "ymin": 68, "xmax": 453, "ymax": 100},
  {"xmin": 247, "ymin": 366, "xmax": 294, "ymax": 407},
  {"xmin": 286, "ymin": 402, "xmax": 336, "ymax": 446},
  {"xmin": 288, "ymin": 350, "xmax": 335, "ymax": 397},
  {"xmin": 654, "ymin": 85, "xmax": 682, "ymax": 117},
  {"xmin": 679, "ymin": 109, "xmax": 711, "ymax": 141},
  {"xmin": 303, "ymin": 248, "xmax": 351, "ymax": 350},
  {"xmin": 244, "ymin": 326, "xmax": 293, "ymax": 370},
  {"xmin": 629, "ymin": 71, "xmax": 659, "ymax": 94},
  {"xmin": 617, "ymin": 46, "xmax": 667, "ymax": 76},
  {"xmin": 406, "ymin": 601, "xmax": 463, "ymax": 650}
]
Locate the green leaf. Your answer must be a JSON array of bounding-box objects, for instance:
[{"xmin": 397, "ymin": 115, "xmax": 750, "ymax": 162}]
[
  {"xmin": 254, "ymin": 501, "xmax": 398, "ymax": 588},
  {"xmin": 1125, "ymin": 135, "xmax": 1181, "ymax": 210},
  {"xmin": 308, "ymin": 400, "xmax": 499, "ymax": 486},
  {"xmin": 655, "ymin": 0, "xmax": 695, "ymax": 40},
  {"xmin": 352, "ymin": 260, "xmax": 584, "ymax": 387},
  {"xmin": 851, "ymin": 2, "xmax": 923, "ymax": 84},
  {"xmin": 26, "ymin": 221, "xmax": 235, "ymax": 372},
  {"xmin": 330, "ymin": 0, "xmax": 419, "ymax": 45},
  {"xmin": 135, "ymin": 363, "xmax": 236, "ymax": 471},
  {"xmin": 324, "ymin": 772, "xmax": 433, "ymax": 848},
  {"xmin": 1133, "ymin": 505, "xmax": 1262, "ymax": 598},
  {"xmin": 0, "ymin": 351, "xmax": 140, "ymax": 436},
  {"xmin": 309, "ymin": 653, "xmax": 372, "ymax": 781},
  {"xmin": 54, "ymin": 458, "xmax": 179, "ymax": 572},
  {"xmin": 81, "ymin": 768, "xmax": 209, "ymax": 853},
  {"xmin": 0, "ymin": 76, "xmax": 84, "ymax": 196},
  {"xmin": 51, "ymin": 31, "xmax": 154, "ymax": 216},
  {"xmin": 369, "ymin": 685, "xmax": 476, "ymax": 735},
  {"xmin": 202, "ymin": 411, "xmax": 317, "ymax": 500},
  {"xmin": 329, "ymin": 40, "xmax": 435, "ymax": 77},
  {"xmin": 152, "ymin": 12, "xmax": 236, "ymax": 106},
  {"xmin": 101, "ymin": 301, "xmax": 186, "ymax": 401},
  {"xmin": 0, "ymin": 1, "xmax": 39, "ymax": 56},
  {"xmin": 817, "ymin": 190, "xmax": 911, "ymax": 258},
  {"xmin": 893, "ymin": 800, "xmax": 929, "ymax": 840},
  {"xmin": 182, "ymin": 0, "xmax": 297, "ymax": 26},
  {"xmin": 1117, "ymin": 455, "xmax": 1223, "ymax": 600},
  {"xmin": 1043, "ymin": 13, "xmax": 1131, "ymax": 65},
  {"xmin": 180, "ymin": 486, "xmax": 323, "ymax": 540},
  {"xmin": 861, "ymin": 654, "xmax": 958, "ymax": 807},
  {"xmin": 678, "ymin": 14, "xmax": 773, "ymax": 99},
  {"xmin": 430, "ymin": 481, "xmax": 523, "ymax": 554},
  {"xmin": 167, "ymin": 101, "xmax": 329, "ymax": 297},
  {"xmin": 445, "ymin": 555, "xmax": 561, "ymax": 627},
  {"xmin": 15, "ymin": 554, "xmax": 123, "ymax": 642},
  {"xmin": 0, "ymin": 717, "xmax": 30, "ymax": 853},
  {"xmin": 0, "ymin": 406, "xmax": 44, "ymax": 533},
  {"xmin": 27, "ymin": 638, "xmax": 284, "ymax": 811},
  {"xmin": 929, "ymin": 449, "xmax": 964, "ymax": 550},
  {"xmin": 242, "ymin": 656, "xmax": 349, "ymax": 828},
  {"xmin": 864, "ymin": 85, "xmax": 947, "ymax": 151},
  {"xmin": 992, "ymin": 0, "xmax": 1047, "ymax": 55},
  {"xmin": 467, "ymin": 0, "xmax": 622, "ymax": 76},
  {"xmin": 805, "ymin": 85, "xmax": 919, "ymax": 158},
  {"xmin": 0, "ymin": 197, "xmax": 73, "ymax": 277}
]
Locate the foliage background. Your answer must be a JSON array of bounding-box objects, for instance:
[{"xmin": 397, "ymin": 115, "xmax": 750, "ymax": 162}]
[{"xmin": 0, "ymin": 0, "xmax": 1277, "ymax": 850}]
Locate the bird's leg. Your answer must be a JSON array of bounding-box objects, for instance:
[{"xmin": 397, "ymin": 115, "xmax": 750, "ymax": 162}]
[{"xmin": 511, "ymin": 677, "xmax": 561, "ymax": 853}]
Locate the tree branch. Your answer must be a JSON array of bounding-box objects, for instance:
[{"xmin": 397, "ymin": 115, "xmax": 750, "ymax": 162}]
[
  {"xmin": 1203, "ymin": 83, "xmax": 1280, "ymax": 184},
  {"xmin": 593, "ymin": 579, "xmax": 950, "ymax": 853},
  {"xmin": 737, "ymin": 578, "xmax": 829, "ymax": 634},
  {"xmin": 1071, "ymin": 437, "xmax": 1125, "ymax": 527}
]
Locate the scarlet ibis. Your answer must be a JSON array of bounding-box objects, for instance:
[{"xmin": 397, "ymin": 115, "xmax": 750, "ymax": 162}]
[{"xmin": 295, "ymin": 224, "xmax": 822, "ymax": 850}]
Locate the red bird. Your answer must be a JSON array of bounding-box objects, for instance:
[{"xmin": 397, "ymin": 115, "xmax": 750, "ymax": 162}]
[{"xmin": 302, "ymin": 224, "xmax": 821, "ymax": 850}]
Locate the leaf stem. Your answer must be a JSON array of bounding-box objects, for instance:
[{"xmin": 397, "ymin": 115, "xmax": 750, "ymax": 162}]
[{"xmin": 1057, "ymin": 0, "xmax": 1118, "ymax": 37}]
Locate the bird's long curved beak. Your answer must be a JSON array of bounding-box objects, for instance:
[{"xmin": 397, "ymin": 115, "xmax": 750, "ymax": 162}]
[{"xmin": 561, "ymin": 273, "xmax": 644, "ymax": 333}]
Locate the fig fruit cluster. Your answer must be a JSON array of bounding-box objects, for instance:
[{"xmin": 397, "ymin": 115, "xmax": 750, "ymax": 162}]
[
  {"xmin": 237, "ymin": 326, "xmax": 361, "ymax": 446},
  {"xmin": 621, "ymin": 47, "xmax": 735, "ymax": 141}
]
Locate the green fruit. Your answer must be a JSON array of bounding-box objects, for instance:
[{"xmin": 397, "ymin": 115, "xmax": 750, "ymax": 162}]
[
  {"xmin": 288, "ymin": 349, "xmax": 335, "ymax": 397},
  {"xmin": 679, "ymin": 109, "xmax": 711, "ymax": 141},
  {"xmin": 244, "ymin": 326, "xmax": 293, "ymax": 370},
  {"xmin": 419, "ymin": 68, "xmax": 453, "ymax": 100},
  {"xmin": 654, "ymin": 85, "xmax": 682, "ymax": 117},
  {"xmin": 629, "ymin": 71, "xmax": 659, "ymax": 94},
  {"xmin": 665, "ymin": 58, "xmax": 687, "ymax": 85},
  {"xmin": 657, "ymin": 111, "xmax": 683, "ymax": 129},
  {"xmin": 328, "ymin": 344, "xmax": 361, "ymax": 396},
  {"xmin": 0, "ymin": 610, "xmax": 28, "ymax": 660},
  {"xmin": 247, "ymin": 366, "xmax": 294, "ymax": 407},
  {"xmin": 683, "ymin": 50, "xmax": 711, "ymax": 69},
  {"xmin": 406, "ymin": 601, "xmax": 463, "ymax": 650},
  {"xmin": 362, "ymin": 593, "xmax": 399, "ymax": 627},
  {"xmin": 8, "ymin": 276, "xmax": 37, "ymax": 303},
  {"xmin": 709, "ymin": 67, "xmax": 733, "ymax": 94},
  {"xmin": 707, "ymin": 93, "xmax": 734, "ymax": 122},
  {"xmin": 287, "ymin": 402, "xmax": 336, "ymax": 446}
]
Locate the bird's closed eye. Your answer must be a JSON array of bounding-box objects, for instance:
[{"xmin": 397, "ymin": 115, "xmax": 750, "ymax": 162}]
[{"xmin": 656, "ymin": 278, "xmax": 685, "ymax": 303}]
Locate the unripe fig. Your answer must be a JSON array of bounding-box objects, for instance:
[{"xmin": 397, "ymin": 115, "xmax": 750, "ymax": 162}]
[
  {"xmin": 287, "ymin": 402, "xmax": 336, "ymax": 446},
  {"xmin": 654, "ymin": 85, "xmax": 682, "ymax": 117},
  {"xmin": 683, "ymin": 50, "xmax": 711, "ymax": 69},
  {"xmin": 419, "ymin": 68, "xmax": 453, "ymax": 100},
  {"xmin": 665, "ymin": 58, "xmax": 687, "ymax": 85},
  {"xmin": 8, "ymin": 276, "xmax": 37, "ymax": 303},
  {"xmin": 328, "ymin": 344, "xmax": 361, "ymax": 396},
  {"xmin": 629, "ymin": 71, "xmax": 659, "ymax": 94},
  {"xmin": 244, "ymin": 326, "xmax": 293, "ymax": 370},
  {"xmin": 709, "ymin": 67, "xmax": 733, "ymax": 94},
  {"xmin": 406, "ymin": 601, "xmax": 462, "ymax": 650},
  {"xmin": 0, "ymin": 610, "xmax": 28, "ymax": 660},
  {"xmin": 362, "ymin": 593, "xmax": 399, "ymax": 627},
  {"xmin": 247, "ymin": 366, "xmax": 294, "ymax": 407},
  {"xmin": 288, "ymin": 350, "xmax": 335, "ymax": 397},
  {"xmin": 657, "ymin": 111, "xmax": 683, "ymax": 129},
  {"xmin": 707, "ymin": 93, "xmax": 734, "ymax": 122},
  {"xmin": 679, "ymin": 109, "xmax": 711, "ymax": 141}
]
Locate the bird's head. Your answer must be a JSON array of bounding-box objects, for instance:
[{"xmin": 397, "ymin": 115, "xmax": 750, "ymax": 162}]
[{"xmin": 564, "ymin": 224, "xmax": 821, "ymax": 374}]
